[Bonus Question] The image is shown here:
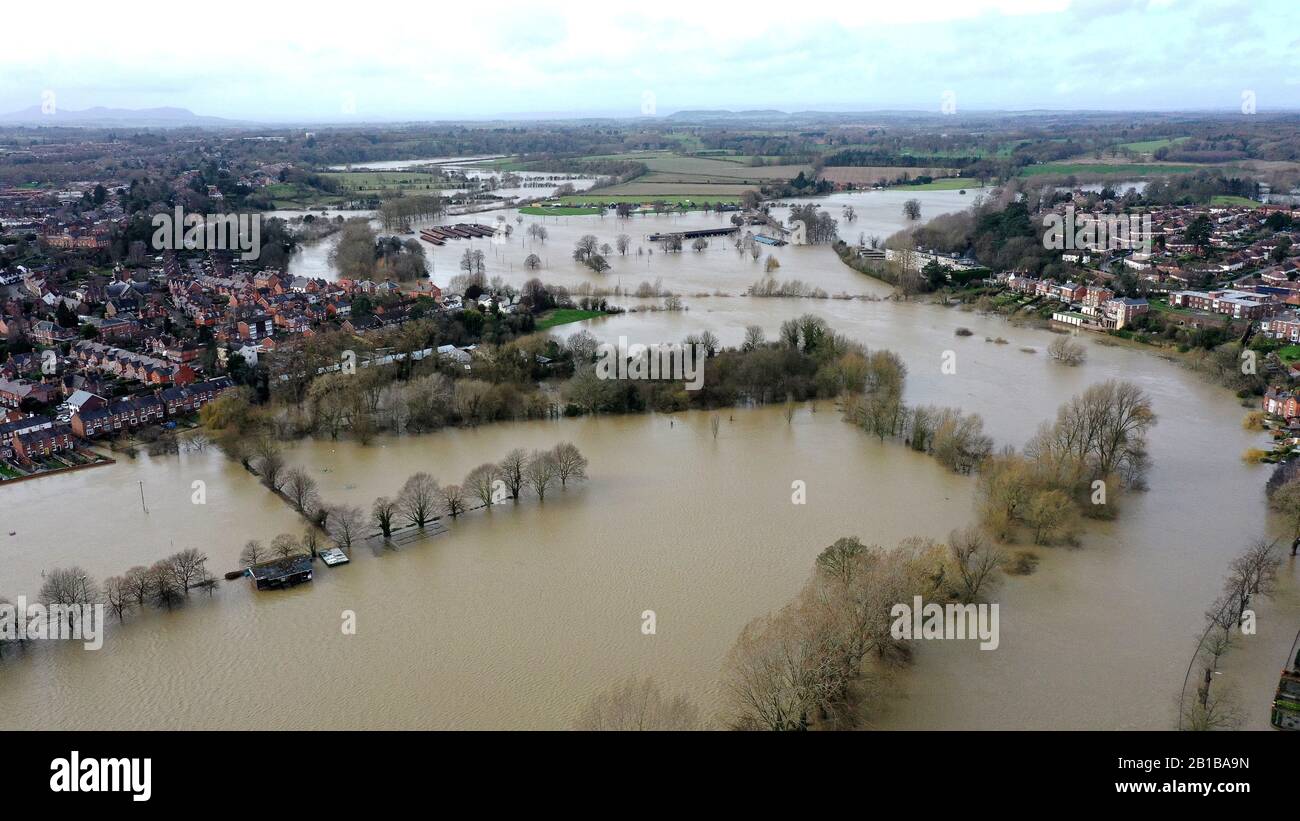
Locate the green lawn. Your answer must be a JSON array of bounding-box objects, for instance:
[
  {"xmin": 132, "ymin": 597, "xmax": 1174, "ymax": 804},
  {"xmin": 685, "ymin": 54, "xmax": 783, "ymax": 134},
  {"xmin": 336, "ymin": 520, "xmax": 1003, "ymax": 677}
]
[
  {"xmin": 1210, "ymin": 195, "xmax": 1260, "ymax": 207},
  {"xmin": 1148, "ymin": 299, "xmax": 1201, "ymax": 317},
  {"xmin": 1278, "ymin": 344, "xmax": 1300, "ymax": 364},
  {"xmin": 536, "ymin": 309, "xmax": 605, "ymax": 329}
]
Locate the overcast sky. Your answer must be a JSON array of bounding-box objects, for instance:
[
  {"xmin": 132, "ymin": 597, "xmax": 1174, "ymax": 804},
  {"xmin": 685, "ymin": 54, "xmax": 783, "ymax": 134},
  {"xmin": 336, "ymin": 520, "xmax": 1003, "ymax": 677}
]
[{"xmin": 4, "ymin": 0, "xmax": 1298, "ymax": 121}]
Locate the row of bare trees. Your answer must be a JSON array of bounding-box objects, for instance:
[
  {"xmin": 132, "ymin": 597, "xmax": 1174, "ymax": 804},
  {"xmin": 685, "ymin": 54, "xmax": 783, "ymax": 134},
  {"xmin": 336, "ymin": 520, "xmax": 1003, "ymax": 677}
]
[
  {"xmin": 369, "ymin": 443, "xmax": 590, "ymax": 539},
  {"xmin": 238, "ymin": 528, "xmax": 326, "ymax": 567},
  {"xmin": 840, "ymin": 348, "xmax": 995, "ymax": 474},
  {"xmin": 1179, "ymin": 540, "xmax": 1283, "ymax": 731},
  {"xmin": 720, "ymin": 529, "xmax": 1004, "ymax": 730},
  {"xmin": 1, "ymin": 549, "xmax": 218, "ymax": 660}
]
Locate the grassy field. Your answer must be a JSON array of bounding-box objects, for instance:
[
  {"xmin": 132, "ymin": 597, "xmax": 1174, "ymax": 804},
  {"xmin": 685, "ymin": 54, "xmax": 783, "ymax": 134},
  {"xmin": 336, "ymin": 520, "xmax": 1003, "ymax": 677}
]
[
  {"xmin": 1117, "ymin": 137, "xmax": 1190, "ymax": 154},
  {"xmin": 639, "ymin": 156, "xmax": 809, "ymax": 180},
  {"xmin": 536, "ymin": 309, "xmax": 605, "ymax": 329},
  {"xmin": 320, "ymin": 171, "xmax": 452, "ymax": 193},
  {"xmin": 577, "ymin": 150, "xmax": 676, "ymax": 162},
  {"xmin": 819, "ymin": 166, "xmax": 959, "ymax": 185},
  {"xmin": 519, "ymin": 206, "xmax": 603, "ymax": 216},
  {"xmin": 1020, "ymin": 162, "xmax": 1203, "ymax": 177},
  {"xmin": 1210, "ymin": 195, "xmax": 1260, "ymax": 207},
  {"xmin": 555, "ymin": 193, "xmax": 741, "ymax": 205},
  {"xmin": 889, "ymin": 178, "xmax": 982, "ymax": 191},
  {"xmin": 262, "ymin": 182, "xmax": 347, "ymax": 209},
  {"xmin": 574, "ymin": 181, "xmax": 753, "ymax": 197}
]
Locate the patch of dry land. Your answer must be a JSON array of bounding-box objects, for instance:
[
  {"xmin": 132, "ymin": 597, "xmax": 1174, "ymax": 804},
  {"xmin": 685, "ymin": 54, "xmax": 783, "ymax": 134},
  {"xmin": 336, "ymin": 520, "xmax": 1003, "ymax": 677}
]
[
  {"xmin": 584, "ymin": 181, "xmax": 757, "ymax": 197},
  {"xmin": 819, "ymin": 166, "xmax": 959, "ymax": 186}
]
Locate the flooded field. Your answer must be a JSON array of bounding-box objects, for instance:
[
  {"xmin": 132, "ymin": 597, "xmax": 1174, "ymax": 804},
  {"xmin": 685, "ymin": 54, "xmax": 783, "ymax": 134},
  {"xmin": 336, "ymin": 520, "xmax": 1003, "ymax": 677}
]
[{"xmin": 3, "ymin": 186, "xmax": 1296, "ymax": 731}]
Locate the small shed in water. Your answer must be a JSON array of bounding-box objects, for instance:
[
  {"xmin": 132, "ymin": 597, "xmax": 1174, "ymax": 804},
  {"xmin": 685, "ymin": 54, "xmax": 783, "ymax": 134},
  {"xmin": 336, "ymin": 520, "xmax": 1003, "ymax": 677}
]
[{"xmin": 248, "ymin": 556, "xmax": 314, "ymax": 590}]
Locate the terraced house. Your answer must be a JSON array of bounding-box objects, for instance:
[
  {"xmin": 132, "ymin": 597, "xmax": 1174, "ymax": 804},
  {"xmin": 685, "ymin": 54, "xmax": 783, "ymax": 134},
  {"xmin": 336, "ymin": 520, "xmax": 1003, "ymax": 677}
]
[
  {"xmin": 70, "ymin": 394, "xmax": 165, "ymax": 437},
  {"xmin": 13, "ymin": 423, "xmax": 75, "ymax": 460},
  {"xmin": 71, "ymin": 340, "xmax": 196, "ymax": 386}
]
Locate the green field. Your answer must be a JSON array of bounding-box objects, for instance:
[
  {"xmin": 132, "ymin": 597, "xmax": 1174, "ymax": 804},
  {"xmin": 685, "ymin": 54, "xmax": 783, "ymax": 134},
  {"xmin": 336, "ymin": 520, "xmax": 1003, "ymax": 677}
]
[
  {"xmin": 576, "ymin": 150, "xmax": 676, "ymax": 162},
  {"xmin": 519, "ymin": 206, "xmax": 603, "ymax": 216},
  {"xmin": 262, "ymin": 182, "xmax": 347, "ymax": 209},
  {"xmin": 1020, "ymin": 162, "xmax": 1203, "ymax": 177},
  {"xmin": 1210, "ymin": 195, "xmax": 1260, "ymax": 207},
  {"xmin": 556, "ymin": 194, "xmax": 741, "ymax": 206},
  {"xmin": 321, "ymin": 171, "xmax": 452, "ymax": 193},
  {"xmin": 1117, "ymin": 137, "xmax": 1190, "ymax": 154},
  {"xmin": 536, "ymin": 309, "xmax": 605, "ymax": 329},
  {"xmin": 639, "ymin": 156, "xmax": 809, "ymax": 181},
  {"xmin": 889, "ymin": 178, "xmax": 983, "ymax": 191}
]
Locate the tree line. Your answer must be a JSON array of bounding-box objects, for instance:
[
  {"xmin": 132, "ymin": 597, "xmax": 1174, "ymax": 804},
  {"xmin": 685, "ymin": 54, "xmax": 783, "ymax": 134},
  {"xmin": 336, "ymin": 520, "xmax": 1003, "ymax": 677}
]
[
  {"xmin": 1, "ymin": 549, "xmax": 217, "ymax": 661},
  {"xmin": 237, "ymin": 442, "xmax": 589, "ymax": 561},
  {"xmin": 720, "ymin": 529, "xmax": 1004, "ymax": 730}
]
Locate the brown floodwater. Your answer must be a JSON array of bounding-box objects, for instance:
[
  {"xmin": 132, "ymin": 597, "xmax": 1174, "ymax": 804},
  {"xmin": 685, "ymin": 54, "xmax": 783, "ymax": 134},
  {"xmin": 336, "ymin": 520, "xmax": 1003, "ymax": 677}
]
[{"xmin": 2, "ymin": 195, "xmax": 1297, "ymax": 730}]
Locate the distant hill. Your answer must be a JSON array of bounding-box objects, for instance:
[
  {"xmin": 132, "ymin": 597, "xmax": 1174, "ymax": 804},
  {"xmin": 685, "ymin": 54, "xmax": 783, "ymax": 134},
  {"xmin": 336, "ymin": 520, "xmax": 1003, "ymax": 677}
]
[
  {"xmin": 0, "ymin": 106, "xmax": 245, "ymax": 127},
  {"xmin": 666, "ymin": 109, "xmax": 791, "ymax": 122}
]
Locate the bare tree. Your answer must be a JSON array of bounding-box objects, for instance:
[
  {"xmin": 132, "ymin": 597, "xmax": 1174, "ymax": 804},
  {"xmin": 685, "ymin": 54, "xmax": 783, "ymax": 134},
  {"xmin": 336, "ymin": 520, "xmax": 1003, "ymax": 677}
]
[
  {"xmin": 301, "ymin": 527, "xmax": 322, "ymax": 559},
  {"xmin": 574, "ymin": 676, "xmax": 703, "ymax": 730},
  {"xmin": 253, "ymin": 437, "xmax": 286, "ymax": 490},
  {"xmin": 721, "ymin": 597, "xmax": 842, "ymax": 731},
  {"xmin": 271, "ymin": 533, "xmax": 303, "ymax": 559},
  {"xmin": 525, "ymin": 450, "xmax": 558, "ymax": 501},
  {"xmin": 551, "ymin": 442, "xmax": 588, "ymax": 488},
  {"xmin": 399, "ymin": 472, "xmax": 440, "ymax": 527},
  {"xmin": 1024, "ymin": 489, "xmax": 1075, "ymax": 545},
  {"xmin": 440, "ymin": 484, "xmax": 467, "ymax": 517},
  {"xmin": 327, "ymin": 505, "xmax": 365, "ymax": 550},
  {"xmin": 147, "ymin": 561, "xmax": 182, "ymax": 610},
  {"xmin": 283, "ymin": 468, "xmax": 321, "ymax": 514},
  {"xmin": 371, "ymin": 496, "xmax": 398, "ymax": 538},
  {"xmin": 38, "ymin": 567, "xmax": 100, "ymax": 618},
  {"xmin": 1270, "ymin": 479, "xmax": 1300, "ymax": 548},
  {"xmin": 123, "ymin": 565, "xmax": 151, "ymax": 606},
  {"xmin": 1048, "ymin": 335, "xmax": 1087, "ymax": 366},
  {"xmin": 168, "ymin": 548, "xmax": 209, "ymax": 594},
  {"xmin": 1180, "ymin": 684, "xmax": 1245, "ymax": 731},
  {"xmin": 947, "ymin": 527, "xmax": 1003, "ymax": 603},
  {"xmin": 239, "ymin": 540, "xmax": 267, "ymax": 568},
  {"xmin": 498, "ymin": 449, "xmax": 527, "ymax": 500},
  {"xmin": 102, "ymin": 576, "xmax": 132, "ymax": 622},
  {"xmin": 1026, "ymin": 380, "xmax": 1155, "ymax": 487},
  {"xmin": 461, "ymin": 463, "xmax": 495, "ymax": 508},
  {"xmin": 573, "ymin": 234, "xmax": 598, "ymax": 261}
]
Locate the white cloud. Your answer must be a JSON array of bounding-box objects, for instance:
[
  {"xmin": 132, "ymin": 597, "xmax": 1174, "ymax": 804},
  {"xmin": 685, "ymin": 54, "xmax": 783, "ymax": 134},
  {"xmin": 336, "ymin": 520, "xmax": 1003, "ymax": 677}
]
[{"xmin": 3, "ymin": 0, "xmax": 1296, "ymax": 118}]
